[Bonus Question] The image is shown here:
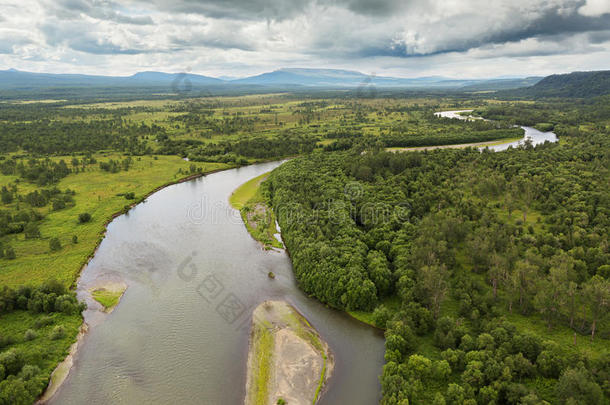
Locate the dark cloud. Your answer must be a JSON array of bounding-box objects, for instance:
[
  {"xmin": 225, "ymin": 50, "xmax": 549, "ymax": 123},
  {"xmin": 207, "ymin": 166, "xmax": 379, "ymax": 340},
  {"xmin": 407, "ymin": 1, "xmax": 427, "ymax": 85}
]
[
  {"xmin": 484, "ymin": 7, "xmax": 610, "ymax": 45},
  {"xmin": 41, "ymin": 23, "xmax": 155, "ymax": 54},
  {"xmin": 148, "ymin": 0, "xmax": 416, "ymax": 20},
  {"xmin": 48, "ymin": 0, "xmax": 154, "ymax": 24},
  {"xmin": 588, "ymin": 30, "xmax": 610, "ymax": 44},
  {"xmin": 338, "ymin": 0, "xmax": 412, "ymax": 17},
  {"xmin": 149, "ymin": 0, "xmax": 310, "ymax": 21},
  {"xmin": 169, "ymin": 35, "xmax": 255, "ymax": 51},
  {"xmin": 356, "ymin": 4, "xmax": 610, "ymax": 58},
  {"xmin": 68, "ymin": 38, "xmax": 150, "ymax": 55}
]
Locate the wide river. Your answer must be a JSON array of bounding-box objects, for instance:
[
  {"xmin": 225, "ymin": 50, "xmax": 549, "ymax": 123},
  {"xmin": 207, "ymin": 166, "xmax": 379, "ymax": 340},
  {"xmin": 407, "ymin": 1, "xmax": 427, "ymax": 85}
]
[{"xmin": 49, "ymin": 161, "xmax": 385, "ymax": 405}]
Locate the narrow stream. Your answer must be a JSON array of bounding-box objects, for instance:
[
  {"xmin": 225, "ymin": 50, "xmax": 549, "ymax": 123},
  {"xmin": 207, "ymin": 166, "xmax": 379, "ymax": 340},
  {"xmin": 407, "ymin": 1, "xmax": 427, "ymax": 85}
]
[{"xmin": 49, "ymin": 161, "xmax": 385, "ymax": 405}]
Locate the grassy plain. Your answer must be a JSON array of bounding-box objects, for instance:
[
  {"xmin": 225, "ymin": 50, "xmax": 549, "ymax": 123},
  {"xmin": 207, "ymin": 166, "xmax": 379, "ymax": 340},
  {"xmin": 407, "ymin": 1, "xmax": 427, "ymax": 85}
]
[{"xmin": 0, "ymin": 155, "xmax": 230, "ymax": 288}]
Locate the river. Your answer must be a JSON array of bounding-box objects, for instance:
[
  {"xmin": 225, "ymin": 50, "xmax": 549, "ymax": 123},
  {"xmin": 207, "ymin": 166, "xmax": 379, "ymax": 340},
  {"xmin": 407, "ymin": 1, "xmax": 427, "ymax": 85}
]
[
  {"xmin": 48, "ymin": 161, "xmax": 385, "ymax": 405},
  {"xmin": 434, "ymin": 110, "xmax": 557, "ymax": 151}
]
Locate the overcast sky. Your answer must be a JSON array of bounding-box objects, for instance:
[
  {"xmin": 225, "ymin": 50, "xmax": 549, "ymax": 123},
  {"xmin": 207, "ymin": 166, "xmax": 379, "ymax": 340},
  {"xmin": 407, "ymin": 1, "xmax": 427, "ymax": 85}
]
[{"xmin": 0, "ymin": 0, "xmax": 609, "ymax": 78}]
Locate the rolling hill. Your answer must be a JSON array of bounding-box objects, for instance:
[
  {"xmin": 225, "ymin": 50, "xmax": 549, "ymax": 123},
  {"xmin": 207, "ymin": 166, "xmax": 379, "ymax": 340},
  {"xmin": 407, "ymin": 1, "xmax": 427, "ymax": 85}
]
[{"xmin": 506, "ymin": 70, "xmax": 610, "ymax": 98}]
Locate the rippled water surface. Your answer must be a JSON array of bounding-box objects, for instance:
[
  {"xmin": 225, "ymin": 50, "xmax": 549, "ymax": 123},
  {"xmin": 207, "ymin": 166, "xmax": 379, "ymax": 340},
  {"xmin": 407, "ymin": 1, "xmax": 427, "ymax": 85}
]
[{"xmin": 50, "ymin": 161, "xmax": 384, "ymax": 405}]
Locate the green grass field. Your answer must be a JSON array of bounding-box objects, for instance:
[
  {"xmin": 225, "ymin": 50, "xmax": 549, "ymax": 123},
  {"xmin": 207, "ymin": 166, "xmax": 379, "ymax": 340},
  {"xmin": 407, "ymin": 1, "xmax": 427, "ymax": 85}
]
[
  {"xmin": 0, "ymin": 155, "xmax": 230, "ymax": 288},
  {"xmin": 229, "ymin": 172, "xmax": 269, "ymax": 209}
]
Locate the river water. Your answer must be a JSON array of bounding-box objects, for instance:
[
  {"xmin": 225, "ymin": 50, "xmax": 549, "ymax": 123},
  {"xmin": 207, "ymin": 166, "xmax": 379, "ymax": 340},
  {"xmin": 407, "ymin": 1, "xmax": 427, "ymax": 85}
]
[
  {"xmin": 434, "ymin": 110, "xmax": 557, "ymax": 151},
  {"xmin": 49, "ymin": 161, "xmax": 385, "ymax": 405}
]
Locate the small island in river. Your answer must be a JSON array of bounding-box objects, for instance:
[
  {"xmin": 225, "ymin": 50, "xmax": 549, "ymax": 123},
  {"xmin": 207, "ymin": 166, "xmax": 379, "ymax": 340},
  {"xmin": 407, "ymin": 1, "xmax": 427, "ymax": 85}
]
[
  {"xmin": 245, "ymin": 301, "xmax": 333, "ymax": 405},
  {"xmin": 90, "ymin": 281, "xmax": 127, "ymax": 313}
]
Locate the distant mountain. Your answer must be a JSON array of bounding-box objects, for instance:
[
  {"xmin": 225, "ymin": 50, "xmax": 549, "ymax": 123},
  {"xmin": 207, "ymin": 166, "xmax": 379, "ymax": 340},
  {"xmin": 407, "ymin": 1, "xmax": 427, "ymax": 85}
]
[
  {"xmin": 0, "ymin": 67, "xmax": 554, "ymax": 95},
  {"xmin": 460, "ymin": 77, "xmax": 542, "ymax": 91},
  {"xmin": 231, "ymin": 68, "xmax": 463, "ymax": 87},
  {"xmin": 0, "ymin": 69, "xmax": 125, "ymax": 88},
  {"xmin": 506, "ymin": 71, "xmax": 610, "ymax": 98},
  {"xmin": 129, "ymin": 71, "xmax": 224, "ymax": 85},
  {"xmin": 0, "ymin": 69, "xmax": 224, "ymax": 90}
]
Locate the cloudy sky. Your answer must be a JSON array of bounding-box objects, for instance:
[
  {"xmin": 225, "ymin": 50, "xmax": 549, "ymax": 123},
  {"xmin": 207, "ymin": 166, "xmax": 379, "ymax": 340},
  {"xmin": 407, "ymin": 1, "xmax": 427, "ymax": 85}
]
[{"xmin": 0, "ymin": 0, "xmax": 609, "ymax": 78}]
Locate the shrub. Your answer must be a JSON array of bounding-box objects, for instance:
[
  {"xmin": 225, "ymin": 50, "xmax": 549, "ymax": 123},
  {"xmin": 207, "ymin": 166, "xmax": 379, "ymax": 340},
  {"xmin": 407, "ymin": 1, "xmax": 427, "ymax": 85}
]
[
  {"xmin": 386, "ymin": 320, "xmax": 417, "ymax": 355},
  {"xmin": 78, "ymin": 212, "xmax": 92, "ymax": 223},
  {"xmin": 49, "ymin": 325, "xmax": 65, "ymax": 340},
  {"xmin": 52, "ymin": 198, "xmax": 66, "ymax": 211},
  {"xmin": 556, "ymin": 367, "xmax": 603, "ymax": 405},
  {"xmin": 446, "ymin": 383, "xmax": 466, "ymax": 404},
  {"xmin": 72, "ymin": 235, "xmax": 78, "ymax": 244},
  {"xmin": 404, "ymin": 302, "xmax": 433, "ymax": 335},
  {"xmin": 405, "ymin": 354, "xmax": 432, "ymax": 380},
  {"xmin": 49, "ymin": 237, "xmax": 62, "ymax": 252},
  {"xmin": 476, "ymin": 333, "xmax": 495, "ymax": 351},
  {"xmin": 441, "ymin": 348, "xmax": 466, "ymax": 372},
  {"xmin": 536, "ymin": 342, "xmax": 567, "ymax": 378},
  {"xmin": 0, "ymin": 335, "xmax": 15, "ymax": 351},
  {"xmin": 434, "ymin": 316, "xmax": 462, "ymax": 349},
  {"xmin": 0, "ymin": 349, "xmax": 25, "ymax": 376},
  {"xmin": 24, "ymin": 223, "xmax": 41, "ymax": 239},
  {"xmin": 432, "ymin": 392, "xmax": 446, "ymax": 405},
  {"xmin": 19, "ymin": 364, "xmax": 40, "ymax": 380},
  {"xmin": 372, "ymin": 304, "xmax": 391, "ymax": 329},
  {"xmin": 4, "ymin": 247, "xmax": 15, "ymax": 260},
  {"xmin": 33, "ymin": 316, "xmax": 54, "ymax": 329},
  {"xmin": 23, "ymin": 330, "xmax": 37, "ymax": 341}
]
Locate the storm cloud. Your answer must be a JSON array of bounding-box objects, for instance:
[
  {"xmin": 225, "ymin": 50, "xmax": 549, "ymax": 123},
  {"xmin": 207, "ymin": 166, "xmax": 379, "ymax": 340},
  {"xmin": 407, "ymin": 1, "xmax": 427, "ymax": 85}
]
[{"xmin": 0, "ymin": 0, "xmax": 609, "ymax": 77}]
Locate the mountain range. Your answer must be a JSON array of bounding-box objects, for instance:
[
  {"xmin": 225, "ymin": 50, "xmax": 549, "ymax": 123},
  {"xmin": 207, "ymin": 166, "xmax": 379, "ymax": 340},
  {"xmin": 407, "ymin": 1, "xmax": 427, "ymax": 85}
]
[
  {"xmin": 1, "ymin": 68, "xmax": 608, "ymax": 99},
  {"xmin": 0, "ymin": 67, "xmax": 541, "ymax": 91}
]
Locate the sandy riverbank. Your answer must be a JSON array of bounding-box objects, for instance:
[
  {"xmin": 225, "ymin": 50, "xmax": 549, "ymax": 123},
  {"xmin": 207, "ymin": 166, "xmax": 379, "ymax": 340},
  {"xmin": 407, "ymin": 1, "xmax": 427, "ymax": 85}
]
[
  {"xmin": 245, "ymin": 301, "xmax": 333, "ymax": 405},
  {"xmin": 35, "ymin": 323, "xmax": 88, "ymax": 404}
]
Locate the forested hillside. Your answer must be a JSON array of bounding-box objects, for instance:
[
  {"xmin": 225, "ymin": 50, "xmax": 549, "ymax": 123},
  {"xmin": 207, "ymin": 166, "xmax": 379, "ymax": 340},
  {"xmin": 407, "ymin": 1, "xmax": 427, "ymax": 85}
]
[
  {"xmin": 266, "ymin": 97, "xmax": 610, "ymax": 404},
  {"xmin": 506, "ymin": 71, "xmax": 610, "ymax": 98}
]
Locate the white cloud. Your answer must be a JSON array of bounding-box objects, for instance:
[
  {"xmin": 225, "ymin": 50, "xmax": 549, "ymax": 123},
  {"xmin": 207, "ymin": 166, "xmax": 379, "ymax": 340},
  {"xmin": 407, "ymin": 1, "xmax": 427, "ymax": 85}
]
[
  {"xmin": 0, "ymin": 0, "xmax": 609, "ymax": 77},
  {"xmin": 578, "ymin": 0, "xmax": 610, "ymax": 17}
]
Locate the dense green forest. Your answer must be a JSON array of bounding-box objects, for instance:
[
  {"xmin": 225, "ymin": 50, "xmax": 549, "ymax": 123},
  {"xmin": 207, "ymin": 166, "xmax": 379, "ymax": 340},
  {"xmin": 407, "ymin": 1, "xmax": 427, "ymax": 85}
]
[{"xmin": 265, "ymin": 96, "xmax": 610, "ymax": 404}]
